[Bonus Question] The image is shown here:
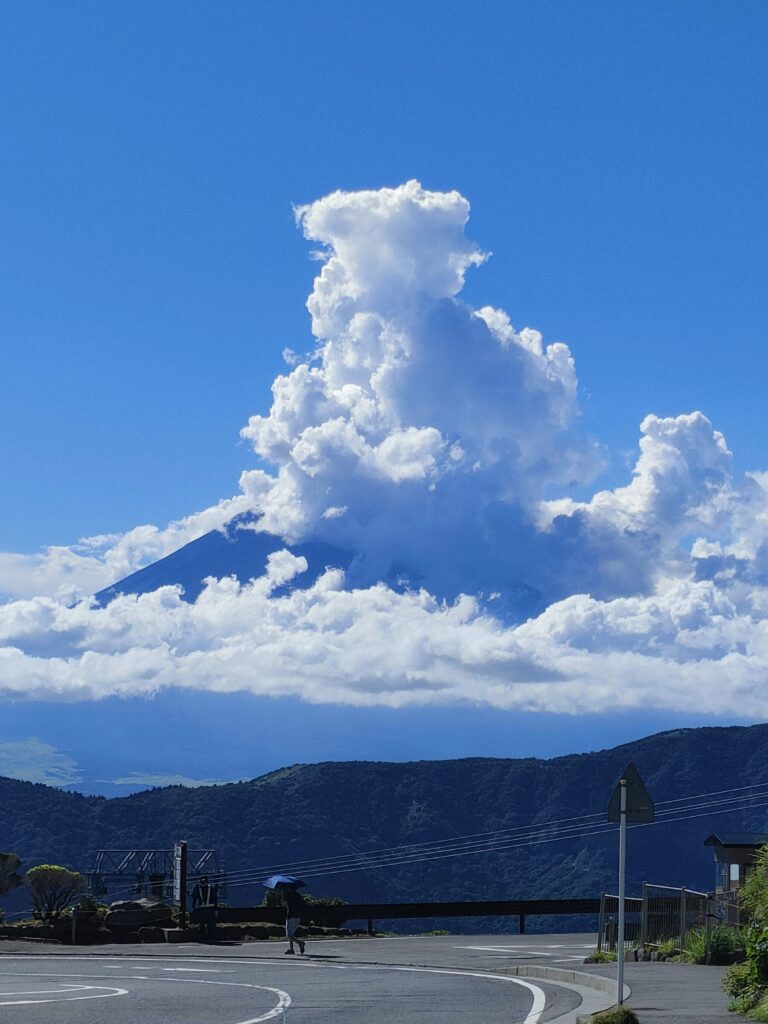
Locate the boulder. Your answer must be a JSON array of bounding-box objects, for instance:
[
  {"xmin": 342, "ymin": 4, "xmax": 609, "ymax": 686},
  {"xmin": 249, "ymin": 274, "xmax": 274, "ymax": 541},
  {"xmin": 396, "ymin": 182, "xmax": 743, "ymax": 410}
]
[{"xmin": 106, "ymin": 898, "xmax": 173, "ymax": 930}]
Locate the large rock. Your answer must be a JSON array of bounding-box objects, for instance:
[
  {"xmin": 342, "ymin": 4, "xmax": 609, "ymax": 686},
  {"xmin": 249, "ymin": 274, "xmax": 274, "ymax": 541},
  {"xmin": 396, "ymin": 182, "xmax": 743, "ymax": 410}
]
[{"xmin": 106, "ymin": 898, "xmax": 173, "ymax": 930}]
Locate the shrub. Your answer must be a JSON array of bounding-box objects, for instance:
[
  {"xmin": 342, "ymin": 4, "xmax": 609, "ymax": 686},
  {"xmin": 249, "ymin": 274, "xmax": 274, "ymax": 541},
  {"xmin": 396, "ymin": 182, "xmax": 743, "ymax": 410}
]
[
  {"xmin": 750, "ymin": 991, "xmax": 768, "ymax": 1022},
  {"xmin": 75, "ymin": 894, "xmax": 108, "ymax": 921},
  {"xmin": 657, "ymin": 937, "xmax": 681, "ymax": 958},
  {"xmin": 685, "ymin": 924, "xmax": 739, "ymax": 965},
  {"xmin": 591, "ymin": 1007, "xmax": 639, "ymax": 1024},
  {"xmin": 684, "ymin": 927, "xmax": 706, "ymax": 963},
  {"xmin": 723, "ymin": 844, "xmax": 768, "ymax": 1012},
  {"xmin": 709, "ymin": 924, "xmax": 740, "ymax": 964},
  {"xmin": 746, "ymin": 923, "xmax": 768, "ymax": 985},
  {"xmin": 723, "ymin": 962, "xmax": 757, "ymax": 998},
  {"xmin": 26, "ymin": 864, "xmax": 85, "ymax": 920},
  {"xmin": 585, "ymin": 949, "xmax": 617, "ymax": 963}
]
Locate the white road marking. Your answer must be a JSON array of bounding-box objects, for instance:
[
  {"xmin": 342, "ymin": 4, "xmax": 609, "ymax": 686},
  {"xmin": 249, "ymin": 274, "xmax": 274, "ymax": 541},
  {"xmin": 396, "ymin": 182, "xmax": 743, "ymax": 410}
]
[
  {"xmin": 233, "ymin": 987, "xmax": 291, "ymax": 1024},
  {"xmin": 0, "ymin": 966, "xmax": 289, "ymax": 1023},
  {"xmin": 0, "ymin": 953, "xmax": 550, "ymax": 1023},
  {"xmin": 346, "ymin": 964, "xmax": 547, "ymax": 1024},
  {"xmin": 133, "ymin": 977, "xmax": 292, "ymax": 1023},
  {"xmin": 0, "ymin": 983, "xmax": 128, "ymax": 1006},
  {"xmin": 457, "ymin": 945, "xmax": 556, "ymax": 957},
  {"xmin": 161, "ymin": 966, "xmax": 234, "ymax": 973}
]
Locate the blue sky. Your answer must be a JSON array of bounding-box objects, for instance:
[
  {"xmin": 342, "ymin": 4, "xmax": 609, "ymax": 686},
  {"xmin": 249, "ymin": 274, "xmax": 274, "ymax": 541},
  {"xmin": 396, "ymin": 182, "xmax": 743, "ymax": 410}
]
[
  {"xmin": 1, "ymin": 1, "xmax": 767, "ymax": 792},
  {"xmin": 4, "ymin": 0, "xmax": 767, "ymax": 550}
]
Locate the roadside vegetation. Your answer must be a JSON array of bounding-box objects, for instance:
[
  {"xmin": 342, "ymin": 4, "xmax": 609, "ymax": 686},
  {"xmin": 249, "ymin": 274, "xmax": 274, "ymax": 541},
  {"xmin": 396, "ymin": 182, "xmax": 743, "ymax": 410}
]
[
  {"xmin": 26, "ymin": 864, "xmax": 86, "ymax": 920},
  {"xmin": 591, "ymin": 1007, "xmax": 639, "ymax": 1024},
  {"xmin": 585, "ymin": 948, "xmax": 617, "ymax": 963},
  {"xmin": 723, "ymin": 844, "xmax": 768, "ymax": 1020},
  {"xmin": 683, "ymin": 924, "xmax": 741, "ymax": 965}
]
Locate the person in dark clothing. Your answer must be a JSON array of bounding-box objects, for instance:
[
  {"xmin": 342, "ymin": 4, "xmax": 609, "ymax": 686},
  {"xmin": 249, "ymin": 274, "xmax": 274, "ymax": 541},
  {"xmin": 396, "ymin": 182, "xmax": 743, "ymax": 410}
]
[
  {"xmin": 191, "ymin": 875, "xmax": 218, "ymax": 941},
  {"xmin": 280, "ymin": 885, "xmax": 306, "ymax": 954}
]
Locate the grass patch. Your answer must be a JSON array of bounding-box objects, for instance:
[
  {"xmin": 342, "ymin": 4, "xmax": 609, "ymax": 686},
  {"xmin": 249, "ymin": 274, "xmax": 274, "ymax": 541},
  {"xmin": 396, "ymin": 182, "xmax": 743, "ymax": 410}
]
[
  {"xmin": 591, "ymin": 1007, "xmax": 639, "ymax": 1024},
  {"xmin": 684, "ymin": 924, "xmax": 740, "ymax": 965},
  {"xmin": 656, "ymin": 937, "xmax": 681, "ymax": 959},
  {"xmin": 584, "ymin": 949, "xmax": 617, "ymax": 963}
]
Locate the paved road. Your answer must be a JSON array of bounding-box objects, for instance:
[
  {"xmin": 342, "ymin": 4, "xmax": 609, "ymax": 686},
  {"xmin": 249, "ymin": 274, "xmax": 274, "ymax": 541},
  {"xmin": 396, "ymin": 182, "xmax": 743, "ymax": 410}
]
[
  {"xmin": 0, "ymin": 935, "xmax": 597, "ymax": 1023},
  {"xmin": 0, "ymin": 933, "xmax": 737, "ymax": 1023},
  {"xmin": 0, "ymin": 952, "xmax": 581, "ymax": 1023}
]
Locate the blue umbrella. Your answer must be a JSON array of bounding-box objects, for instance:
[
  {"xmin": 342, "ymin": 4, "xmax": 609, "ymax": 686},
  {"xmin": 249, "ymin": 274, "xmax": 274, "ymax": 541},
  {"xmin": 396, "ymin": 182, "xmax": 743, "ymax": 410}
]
[{"xmin": 263, "ymin": 874, "xmax": 305, "ymax": 889}]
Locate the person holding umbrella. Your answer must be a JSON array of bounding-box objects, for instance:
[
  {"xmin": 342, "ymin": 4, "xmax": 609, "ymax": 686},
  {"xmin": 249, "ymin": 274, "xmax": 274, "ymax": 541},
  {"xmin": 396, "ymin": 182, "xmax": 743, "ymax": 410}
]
[{"xmin": 264, "ymin": 875, "xmax": 307, "ymax": 955}]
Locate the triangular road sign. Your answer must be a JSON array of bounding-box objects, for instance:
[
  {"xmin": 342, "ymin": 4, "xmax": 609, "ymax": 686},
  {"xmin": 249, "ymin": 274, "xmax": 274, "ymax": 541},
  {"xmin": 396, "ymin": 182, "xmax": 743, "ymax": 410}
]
[{"xmin": 607, "ymin": 762, "xmax": 655, "ymax": 823}]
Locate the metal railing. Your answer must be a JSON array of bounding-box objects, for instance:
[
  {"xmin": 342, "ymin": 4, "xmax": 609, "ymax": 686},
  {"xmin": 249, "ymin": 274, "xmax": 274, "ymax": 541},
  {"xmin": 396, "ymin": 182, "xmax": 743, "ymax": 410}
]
[
  {"xmin": 597, "ymin": 893, "xmax": 643, "ymax": 952},
  {"xmin": 219, "ymin": 897, "xmax": 601, "ymax": 936},
  {"xmin": 598, "ymin": 883, "xmax": 740, "ymax": 955}
]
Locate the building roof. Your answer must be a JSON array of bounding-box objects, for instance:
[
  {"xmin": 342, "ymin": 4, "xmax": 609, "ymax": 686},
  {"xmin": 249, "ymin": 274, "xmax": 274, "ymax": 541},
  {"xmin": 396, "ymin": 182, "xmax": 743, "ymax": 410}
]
[{"xmin": 704, "ymin": 833, "xmax": 768, "ymax": 848}]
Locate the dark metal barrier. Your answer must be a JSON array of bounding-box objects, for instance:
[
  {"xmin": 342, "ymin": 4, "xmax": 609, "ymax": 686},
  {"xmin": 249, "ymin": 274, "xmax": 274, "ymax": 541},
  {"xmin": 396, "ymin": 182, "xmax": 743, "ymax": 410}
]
[{"xmin": 219, "ymin": 898, "xmax": 601, "ymax": 935}]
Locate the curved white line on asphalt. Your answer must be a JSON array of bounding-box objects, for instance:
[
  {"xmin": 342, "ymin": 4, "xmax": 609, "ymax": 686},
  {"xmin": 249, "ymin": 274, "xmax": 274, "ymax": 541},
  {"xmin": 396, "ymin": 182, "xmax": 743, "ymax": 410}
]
[
  {"xmin": 233, "ymin": 986, "xmax": 292, "ymax": 1024},
  {"xmin": 350, "ymin": 964, "xmax": 546, "ymax": 1024},
  {"xmin": 0, "ymin": 954, "xmax": 546, "ymax": 1022},
  {"xmin": 146, "ymin": 977, "xmax": 292, "ymax": 1022},
  {"xmin": 0, "ymin": 967, "xmax": 290, "ymax": 1024},
  {"xmin": 0, "ymin": 983, "xmax": 128, "ymax": 1006}
]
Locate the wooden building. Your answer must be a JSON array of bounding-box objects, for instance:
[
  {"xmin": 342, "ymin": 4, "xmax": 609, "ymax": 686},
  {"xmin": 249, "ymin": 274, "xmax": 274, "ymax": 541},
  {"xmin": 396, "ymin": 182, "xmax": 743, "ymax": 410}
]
[{"xmin": 704, "ymin": 832, "xmax": 768, "ymax": 891}]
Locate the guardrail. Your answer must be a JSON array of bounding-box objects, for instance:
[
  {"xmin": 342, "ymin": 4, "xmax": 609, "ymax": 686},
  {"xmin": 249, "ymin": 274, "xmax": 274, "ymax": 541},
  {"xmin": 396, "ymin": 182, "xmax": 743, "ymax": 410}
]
[{"xmin": 219, "ymin": 897, "xmax": 601, "ymax": 935}]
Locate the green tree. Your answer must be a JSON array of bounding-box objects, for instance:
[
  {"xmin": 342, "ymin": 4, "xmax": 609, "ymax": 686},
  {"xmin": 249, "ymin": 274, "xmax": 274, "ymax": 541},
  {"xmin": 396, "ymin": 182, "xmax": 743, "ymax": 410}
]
[
  {"xmin": 0, "ymin": 852, "xmax": 24, "ymax": 897},
  {"xmin": 26, "ymin": 864, "xmax": 86, "ymax": 920}
]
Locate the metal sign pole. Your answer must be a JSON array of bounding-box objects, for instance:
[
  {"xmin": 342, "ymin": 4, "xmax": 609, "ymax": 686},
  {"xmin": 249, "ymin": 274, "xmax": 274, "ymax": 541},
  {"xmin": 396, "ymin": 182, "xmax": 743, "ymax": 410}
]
[
  {"xmin": 173, "ymin": 841, "xmax": 188, "ymax": 930},
  {"xmin": 617, "ymin": 779, "xmax": 627, "ymax": 1006},
  {"xmin": 607, "ymin": 761, "xmax": 654, "ymax": 1011}
]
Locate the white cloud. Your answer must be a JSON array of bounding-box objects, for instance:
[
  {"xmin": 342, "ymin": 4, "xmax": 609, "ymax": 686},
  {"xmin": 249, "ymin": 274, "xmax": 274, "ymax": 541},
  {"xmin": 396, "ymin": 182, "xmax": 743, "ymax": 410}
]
[
  {"xmin": 0, "ymin": 739, "xmax": 81, "ymax": 786},
  {"xmin": 0, "ymin": 567, "xmax": 766, "ymax": 716},
  {"xmin": 108, "ymin": 773, "xmax": 238, "ymax": 788},
  {"xmin": 2, "ymin": 181, "xmax": 768, "ymax": 719}
]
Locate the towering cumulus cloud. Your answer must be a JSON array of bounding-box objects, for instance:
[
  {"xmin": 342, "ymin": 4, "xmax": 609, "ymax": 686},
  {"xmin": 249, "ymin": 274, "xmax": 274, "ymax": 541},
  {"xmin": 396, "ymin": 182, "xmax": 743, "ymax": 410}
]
[
  {"xmin": 1, "ymin": 181, "xmax": 767, "ymax": 716},
  {"xmin": 241, "ymin": 182, "xmax": 589, "ymax": 604}
]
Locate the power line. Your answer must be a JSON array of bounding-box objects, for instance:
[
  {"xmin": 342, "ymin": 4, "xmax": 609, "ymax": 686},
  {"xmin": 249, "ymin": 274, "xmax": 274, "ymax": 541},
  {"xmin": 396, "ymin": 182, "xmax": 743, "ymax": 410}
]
[
  {"xmin": 218, "ymin": 791, "xmax": 768, "ymax": 891},
  {"xmin": 83, "ymin": 779, "xmax": 768, "ymax": 903}
]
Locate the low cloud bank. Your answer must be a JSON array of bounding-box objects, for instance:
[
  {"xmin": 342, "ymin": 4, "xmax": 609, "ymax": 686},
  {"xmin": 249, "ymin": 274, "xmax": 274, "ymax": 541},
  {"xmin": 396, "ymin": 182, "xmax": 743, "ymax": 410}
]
[
  {"xmin": 0, "ymin": 739, "xmax": 81, "ymax": 786},
  {"xmin": 2, "ymin": 181, "xmax": 767, "ymax": 716}
]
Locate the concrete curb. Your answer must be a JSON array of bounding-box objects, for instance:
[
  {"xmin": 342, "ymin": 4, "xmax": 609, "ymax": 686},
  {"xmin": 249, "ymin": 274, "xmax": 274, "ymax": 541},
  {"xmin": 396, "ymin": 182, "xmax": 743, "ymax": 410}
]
[{"xmin": 492, "ymin": 965, "xmax": 629, "ymax": 1024}]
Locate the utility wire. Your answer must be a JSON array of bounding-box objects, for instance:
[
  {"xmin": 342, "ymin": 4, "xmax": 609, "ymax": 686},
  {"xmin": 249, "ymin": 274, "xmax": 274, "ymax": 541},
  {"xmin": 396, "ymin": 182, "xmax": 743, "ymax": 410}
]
[
  {"xmin": 217, "ymin": 791, "xmax": 768, "ymax": 891},
  {"xmin": 191, "ymin": 785, "xmax": 768, "ymax": 889},
  {"xmin": 84, "ymin": 780, "xmax": 768, "ymax": 902}
]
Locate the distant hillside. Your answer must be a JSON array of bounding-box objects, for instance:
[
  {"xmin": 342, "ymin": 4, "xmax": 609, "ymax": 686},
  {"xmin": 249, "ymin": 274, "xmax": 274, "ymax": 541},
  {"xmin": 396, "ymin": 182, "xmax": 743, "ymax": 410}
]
[{"xmin": 3, "ymin": 724, "xmax": 768, "ymax": 927}]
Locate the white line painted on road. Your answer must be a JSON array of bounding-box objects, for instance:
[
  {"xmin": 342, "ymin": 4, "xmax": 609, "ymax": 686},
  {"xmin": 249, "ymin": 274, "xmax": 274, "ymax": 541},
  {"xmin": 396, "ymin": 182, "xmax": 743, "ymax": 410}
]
[
  {"xmin": 457, "ymin": 945, "xmax": 556, "ymax": 957},
  {"xmin": 147, "ymin": 977, "xmax": 292, "ymax": 1023},
  {"xmin": 0, "ymin": 953, "xmax": 550, "ymax": 1022},
  {"xmin": 0, "ymin": 965, "xmax": 290, "ymax": 1024},
  {"xmin": 233, "ymin": 986, "xmax": 292, "ymax": 1024},
  {"xmin": 347, "ymin": 964, "xmax": 547, "ymax": 1024},
  {"xmin": 161, "ymin": 966, "xmax": 234, "ymax": 973},
  {"xmin": 0, "ymin": 983, "xmax": 128, "ymax": 1006}
]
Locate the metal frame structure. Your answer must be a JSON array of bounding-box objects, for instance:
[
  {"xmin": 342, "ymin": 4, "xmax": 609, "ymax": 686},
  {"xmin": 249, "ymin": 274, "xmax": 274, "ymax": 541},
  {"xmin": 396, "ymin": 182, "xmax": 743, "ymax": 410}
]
[{"xmin": 88, "ymin": 849, "xmax": 224, "ymax": 900}]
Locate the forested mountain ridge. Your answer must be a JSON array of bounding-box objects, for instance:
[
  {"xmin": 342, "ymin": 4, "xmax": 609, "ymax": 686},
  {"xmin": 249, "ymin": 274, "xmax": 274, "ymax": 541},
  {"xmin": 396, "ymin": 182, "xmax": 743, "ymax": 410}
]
[{"xmin": 3, "ymin": 723, "xmax": 768, "ymax": 914}]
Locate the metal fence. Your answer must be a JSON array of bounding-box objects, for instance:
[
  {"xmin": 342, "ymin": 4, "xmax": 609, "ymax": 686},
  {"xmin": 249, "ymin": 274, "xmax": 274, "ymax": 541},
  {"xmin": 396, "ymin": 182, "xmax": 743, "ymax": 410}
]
[
  {"xmin": 641, "ymin": 883, "xmax": 707, "ymax": 950},
  {"xmin": 598, "ymin": 883, "xmax": 740, "ymax": 955},
  {"xmin": 597, "ymin": 892, "xmax": 643, "ymax": 952}
]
